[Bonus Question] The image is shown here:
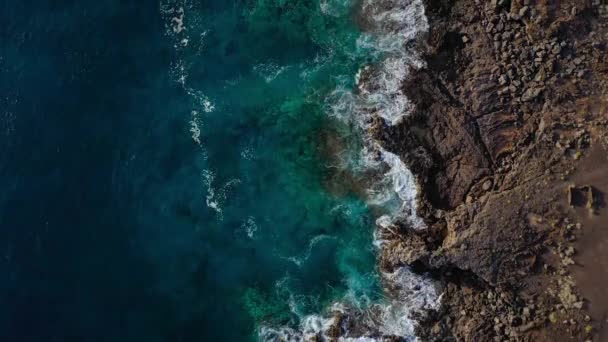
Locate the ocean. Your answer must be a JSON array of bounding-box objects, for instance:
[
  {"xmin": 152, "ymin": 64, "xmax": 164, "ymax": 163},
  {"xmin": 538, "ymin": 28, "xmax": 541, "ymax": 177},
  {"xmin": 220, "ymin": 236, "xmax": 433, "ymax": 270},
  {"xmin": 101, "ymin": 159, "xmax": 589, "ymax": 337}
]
[{"xmin": 0, "ymin": 0, "xmax": 437, "ymax": 341}]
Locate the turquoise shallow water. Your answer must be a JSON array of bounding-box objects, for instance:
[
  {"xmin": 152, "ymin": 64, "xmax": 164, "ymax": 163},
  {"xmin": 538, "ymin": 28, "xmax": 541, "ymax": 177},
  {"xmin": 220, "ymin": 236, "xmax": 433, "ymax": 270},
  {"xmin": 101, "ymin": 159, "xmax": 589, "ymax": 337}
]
[
  {"xmin": 0, "ymin": 0, "xmax": 432, "ymax": 340},
  {"xmin": 158, "ymin": 0, "xmax": 382, "ymax": 339}
]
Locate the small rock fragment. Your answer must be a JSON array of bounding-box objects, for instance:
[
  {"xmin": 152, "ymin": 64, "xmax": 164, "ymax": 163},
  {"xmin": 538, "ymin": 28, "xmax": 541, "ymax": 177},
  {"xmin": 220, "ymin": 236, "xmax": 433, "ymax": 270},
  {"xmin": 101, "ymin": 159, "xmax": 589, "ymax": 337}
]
[
  {"xmin": 521, "ymin": 87, "xmax": 542, "ymax": 102},
  {"xmin": 519, "ymin": 6, "xmax": 529, "ymax": 17},
  {"xmin": 549, "ymin": 312, "xmax": 558, "ymax": 323},
  {"xmin": 562, "ymin": 257, "xmax": 575, "ymax": 266},
  {"xmin": 482, "ymin": 180, "xmax": 493, "ymax": 191}
]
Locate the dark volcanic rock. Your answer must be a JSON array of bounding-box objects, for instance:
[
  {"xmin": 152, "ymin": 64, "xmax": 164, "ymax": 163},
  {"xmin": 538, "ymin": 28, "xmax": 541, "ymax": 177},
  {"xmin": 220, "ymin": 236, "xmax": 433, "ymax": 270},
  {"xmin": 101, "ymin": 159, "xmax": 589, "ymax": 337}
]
[
  {"xmin": 373, "ymin": 0, "xmax": 608, "ymax": 340},
  {"xmin": 385, "ymin": 70, "xmax": 492, "ymax": 210}
]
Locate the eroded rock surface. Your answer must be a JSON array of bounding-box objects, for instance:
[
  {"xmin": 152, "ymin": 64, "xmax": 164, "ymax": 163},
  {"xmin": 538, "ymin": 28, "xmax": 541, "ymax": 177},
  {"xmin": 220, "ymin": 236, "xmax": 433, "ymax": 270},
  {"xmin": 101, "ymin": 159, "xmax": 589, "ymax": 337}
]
[{"xmin": 375, "ymin": 0, "xmax": 608, "ymax": 340}]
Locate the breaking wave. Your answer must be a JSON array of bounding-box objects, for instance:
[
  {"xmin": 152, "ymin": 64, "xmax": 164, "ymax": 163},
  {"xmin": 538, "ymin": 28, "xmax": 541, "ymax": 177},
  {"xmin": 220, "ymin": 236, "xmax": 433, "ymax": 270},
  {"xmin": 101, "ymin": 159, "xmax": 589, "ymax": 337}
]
[
  {"xmin": 328, "ymin": 0, "xmax": 429, "ymax": 234},
  {"xmin": 261, "ymin": 0, "xmax": 439, "ymax": 341},
  {"xmin": 162, "ymin": 0, "xmax": 439, "ymax": 340},
  {"xmin": 260, "ymin": 268, "xmax": 439, "ymax": 342}
]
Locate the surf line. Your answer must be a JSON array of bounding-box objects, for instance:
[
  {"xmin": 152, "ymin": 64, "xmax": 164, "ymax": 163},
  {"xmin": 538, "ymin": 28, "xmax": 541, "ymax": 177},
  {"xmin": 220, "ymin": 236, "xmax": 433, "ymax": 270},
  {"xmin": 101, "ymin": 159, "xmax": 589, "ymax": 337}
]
[{"xmin": 260, "ymin": 0, "xmax": 442, "ymax": 341}]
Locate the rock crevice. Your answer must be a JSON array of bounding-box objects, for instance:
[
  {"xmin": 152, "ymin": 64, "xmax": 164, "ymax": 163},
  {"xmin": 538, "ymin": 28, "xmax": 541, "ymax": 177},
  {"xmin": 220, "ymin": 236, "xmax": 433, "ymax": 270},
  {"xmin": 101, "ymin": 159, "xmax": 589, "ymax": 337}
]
[{"xmin": 375, "ymin": 0, "xmax": 608, "ymax": 340}]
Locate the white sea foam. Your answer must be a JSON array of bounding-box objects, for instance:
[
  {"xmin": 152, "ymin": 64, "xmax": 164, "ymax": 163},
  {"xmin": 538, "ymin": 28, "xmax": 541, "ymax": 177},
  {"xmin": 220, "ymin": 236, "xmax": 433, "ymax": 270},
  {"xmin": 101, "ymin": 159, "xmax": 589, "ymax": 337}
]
[
  {"xmin": 320, "ymin": 0, "xmax": 352, "ymax": 17},
  {"xmin": 358, "ymin": 58, "xmax": 415, "ymax": 125},
  {"xmin": 164, "ymin": 0, "xmax": 438, "ymax": 339},
  {"xmin": 375, "ymin": 267, "xmax": 439, "ymax": 337},
  {"xmin": 282, "ymin": 235, "xmax": 336, "ymax": 267},
  {"xmin": 201, "ymin": 170, "xmax": 222, "ymax": 216},
  {"xmin": 185, "ymin": 88, "xmax": 216, "ymax": 113},
  {"xmin": 355, "ymin": 0, "xmax": 428, "ymax": 126},
  {"xmin": 190, "ymin": 110, "xmax": 202, "ymax": 145},
  {"xmin": 241, "ymin": 216, "xmax": 259, "ymax": 239},
  {"xmin": 162, "ymin": 2, "xmax": 233, "ymax": 220},
  {"xmin": 201, "ymin": 170, "xmax": 241, "ymax": 219},
  {"xmin": 357, "ymin": 0, "xmax": 429, "ymax": 55},
  {"xmin": 261, "ymin": 0, "xmax": 437, "ymax": 340},
  {"xmin": 240, "ymin": 146, "xmax": 257, "ymax": 161},
  {"xmin": 370, "ymin": 148, "xmax": 424, "ymax": 231},
  {"xmin": 327, "ymin": 0, "xmax": 428, "ymax": 231},
  {"xmin": 254, "ymin": 63, "xmax": 290, "ymax": 83},
  {"xmin": 170, "ymin": 6, "xmax": 186, "ymax": 34},
  {"xmin": 162, "ymin": 1, "xmax": 216, "ymax": 119},
  {"xmin": 325, "ymin": 82, "xmax": 358, "ymax": 124},
  {"xmin": 260, "ymin": 267, "xmax": 439, "ymax": 342},
  {"xmin": 161, "ymin": 1, "xmax": 215, "ymax": 113}
]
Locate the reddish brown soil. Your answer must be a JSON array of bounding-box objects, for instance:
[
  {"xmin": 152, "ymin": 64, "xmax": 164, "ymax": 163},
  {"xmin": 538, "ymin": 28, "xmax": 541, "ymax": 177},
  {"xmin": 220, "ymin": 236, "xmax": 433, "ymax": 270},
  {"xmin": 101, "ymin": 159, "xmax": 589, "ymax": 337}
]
[{"xmin": 570, "ymin": 144, "xmax": 608, "ymax": 341}]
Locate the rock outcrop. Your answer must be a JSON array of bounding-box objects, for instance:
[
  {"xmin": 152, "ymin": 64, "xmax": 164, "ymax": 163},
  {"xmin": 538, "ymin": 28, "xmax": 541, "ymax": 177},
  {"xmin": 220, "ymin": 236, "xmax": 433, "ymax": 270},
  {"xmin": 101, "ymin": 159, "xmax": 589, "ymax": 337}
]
[{"xmin": 375, "ymin": 0, "xmax": 608, "ymax": 340}]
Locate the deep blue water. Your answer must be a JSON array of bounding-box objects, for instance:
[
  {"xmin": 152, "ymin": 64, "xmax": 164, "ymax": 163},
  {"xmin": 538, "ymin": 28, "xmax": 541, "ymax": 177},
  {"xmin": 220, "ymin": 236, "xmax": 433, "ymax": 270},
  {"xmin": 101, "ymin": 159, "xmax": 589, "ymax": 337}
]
[{"xmin": 0, "ymin": 0, "xmax": 384, "ymax": 341}]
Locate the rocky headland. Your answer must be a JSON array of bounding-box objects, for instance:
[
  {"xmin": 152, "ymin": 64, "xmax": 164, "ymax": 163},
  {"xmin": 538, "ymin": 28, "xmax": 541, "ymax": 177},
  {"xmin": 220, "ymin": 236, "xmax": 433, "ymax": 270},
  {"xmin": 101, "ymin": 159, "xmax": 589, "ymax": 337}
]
[{"xmin": 373, "ymin": 0, "xmax": 608, "ymax": 341}]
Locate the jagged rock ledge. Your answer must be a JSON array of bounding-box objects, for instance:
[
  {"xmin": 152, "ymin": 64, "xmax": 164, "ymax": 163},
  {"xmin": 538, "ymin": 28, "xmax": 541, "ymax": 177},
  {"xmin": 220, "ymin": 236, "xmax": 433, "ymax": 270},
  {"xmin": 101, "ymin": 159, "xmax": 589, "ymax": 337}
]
[{"xmin": 373, "ymin": 0, "xmax": 608, "ymax": 340}]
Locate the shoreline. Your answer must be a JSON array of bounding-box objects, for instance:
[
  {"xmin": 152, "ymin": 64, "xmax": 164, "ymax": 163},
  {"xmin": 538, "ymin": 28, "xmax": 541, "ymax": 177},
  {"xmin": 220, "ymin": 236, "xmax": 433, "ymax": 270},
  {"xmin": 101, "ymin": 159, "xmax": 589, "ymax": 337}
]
[
  {"xmin": 258, "ymin": 1, "xmax": 442, "ymax": 340},
  {"xmin": 377, "ymin": 0, "xmax": 608, "ymax": 340}
]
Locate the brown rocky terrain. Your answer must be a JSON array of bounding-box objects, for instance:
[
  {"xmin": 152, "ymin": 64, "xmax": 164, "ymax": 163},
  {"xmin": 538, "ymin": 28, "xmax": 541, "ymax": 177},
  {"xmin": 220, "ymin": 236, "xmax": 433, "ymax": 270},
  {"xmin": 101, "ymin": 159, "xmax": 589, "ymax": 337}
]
[{"xmin": 372, "ymin": 0, "xmax": 608, "ymax": 341}]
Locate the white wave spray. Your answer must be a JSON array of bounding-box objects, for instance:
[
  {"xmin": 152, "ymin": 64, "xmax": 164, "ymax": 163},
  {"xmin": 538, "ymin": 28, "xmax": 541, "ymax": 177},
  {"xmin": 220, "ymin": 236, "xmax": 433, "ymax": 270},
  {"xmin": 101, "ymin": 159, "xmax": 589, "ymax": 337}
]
[
  {"xmin": 161, "ymin": 1, "xmax": 242, "ymax": 217},
  {"xmin": 260, "ymin": 0, "xmax": 440, "ymax": 341},
  {"xmin": 161, "ymin": 0, "xmax": 440, "ymax": 340}
]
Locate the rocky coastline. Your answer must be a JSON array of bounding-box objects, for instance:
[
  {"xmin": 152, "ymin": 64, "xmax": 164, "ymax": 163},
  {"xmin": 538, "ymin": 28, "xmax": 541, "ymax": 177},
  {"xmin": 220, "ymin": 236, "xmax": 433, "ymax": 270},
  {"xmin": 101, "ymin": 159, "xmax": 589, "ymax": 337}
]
[{"xmin": 374, "ymin": 0, "xmax": 608, "ymax": 341}]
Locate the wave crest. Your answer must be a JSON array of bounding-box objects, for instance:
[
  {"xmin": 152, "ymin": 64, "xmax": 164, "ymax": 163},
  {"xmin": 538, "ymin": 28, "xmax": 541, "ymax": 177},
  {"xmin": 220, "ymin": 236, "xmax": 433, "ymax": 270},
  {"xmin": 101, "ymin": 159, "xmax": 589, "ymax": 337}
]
[
  {"xmin": 261, "ymin": 0, "xmax": 437, "ymax": 340},
  {"xmin": 259, "ymin": 267, "xmax": 439, "ymax": 342}
]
